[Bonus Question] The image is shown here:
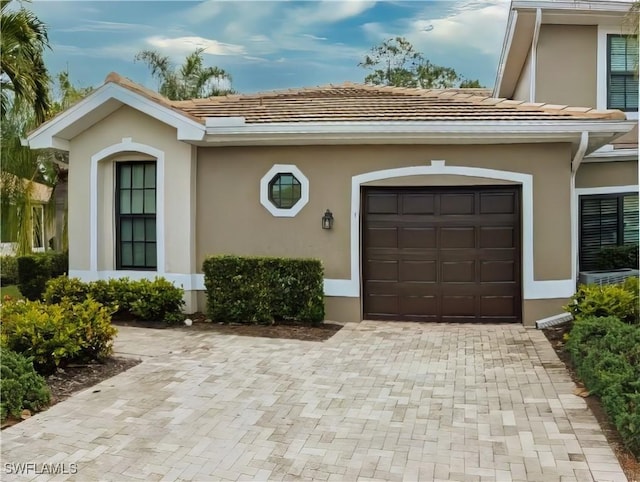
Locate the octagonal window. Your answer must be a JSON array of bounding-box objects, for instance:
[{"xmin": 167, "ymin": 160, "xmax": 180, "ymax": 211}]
[{"xmin": 269, "ymin": 173, "xmax": 301, "ymax": 209}]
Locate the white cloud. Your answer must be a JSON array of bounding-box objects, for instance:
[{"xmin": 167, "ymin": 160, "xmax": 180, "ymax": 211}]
[
  {"xmin": 145, "ymin": 36, "xmax": 247, "ymax": 57},
  {"xmin": 57, "ymin": 20, "xmax": 152, "ymax": 33},
  {"xmin": 302, "ymin": 34, "xmax": 328, "ymax": 41}
]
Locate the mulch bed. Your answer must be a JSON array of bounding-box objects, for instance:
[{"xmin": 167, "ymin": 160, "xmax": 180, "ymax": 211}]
[{"xmin": 543, "ymin": 323, "xmax": 639, "ymax": 482}]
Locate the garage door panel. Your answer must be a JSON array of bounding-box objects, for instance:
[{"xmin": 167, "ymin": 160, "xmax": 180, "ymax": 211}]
[
  {"xmin": 366, "ymin": 227, "xmax": 398, "ymax": 248},
  {"xmin": 399, "ymin": 260, "xmax": 437, "ymax": 282},
  {"xmin": 441, "ymin": 296, "xmax": 475, "ymax": 316},
  {"xmin": 399, "ymin": 227, "xmax": 436, "ymax": 249},
  {"xmin": 366, "ymin": 260, "xmax": 398, "ymax": 281},
  {"xmin": 402, "ymin": 194, "xmax": 435, "ymax": 214},
  {"xmin": 363, "ymin": 187, "xmax": 521, "ymax": 322},
  {"xmin": 367, "ymin": 193, "xmax": 398, "ymax": 214},
  {"xmin": 399, "ymin": 296, "xmax": 438, "ymax": 317},
  {"xmin": 480, "ymin": 192, "xmax": 516, "ymax": 214},
  {"xmin": 480, "ymin": 296, "xmax": 517, "ymax": 317},
  {"xmin": 365, "ymin": 294, "xmax": 398, "ymax": 317},
  {"xmin": 440, "ymin": 193, "xmax": 475, "ymax": 215},
  {"xmin": 440, "ymin": 227, "xmax": 475, "ymax": 248},
  {"xmin": 441, "ymin": 261, "xmax": 475, "ymax": 283},
  {"xmin": 480, "ymin": 227, "xmax": 515, "ymax": 249},
  {"xmin": 480, "ymin": 260, "xmax": 515, "ymax": 282}
]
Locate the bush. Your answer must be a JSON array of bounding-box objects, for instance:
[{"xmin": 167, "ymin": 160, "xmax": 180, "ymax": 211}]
[
  {"xmin": 129, "ymin": 278, "xmax": 185, "ymax": 324},
  {"xmin": 203, "ymin": 255, "xmax": 324, "ymax": 325},
  {"xmin": 0, "ymin": 298, "xmax": 117, "ymax": 375},
  {"xmin": 0, "ymin": 255, "xmax": 18, "ymax": 286},
  {"xmin": 0, "ymin": 348, "xmax": 50, "ymax": 421},
  {"xmin": 16, "ymin": 251, "xmax": 68, "ymax": 300},
  {"xmin": 565, "ymin": 280, "xmax": 639, "ymax": 324},
  {"xmin": 596, "ymin": 245, "xmax": 639, "ymax": 270},
  {"xmin": 43, "ymin": 276, "xmax": 184, "ymax": 323},
  {"xmin": 566, "ymin": 316, "xmax": 640, "ymax": 456}
]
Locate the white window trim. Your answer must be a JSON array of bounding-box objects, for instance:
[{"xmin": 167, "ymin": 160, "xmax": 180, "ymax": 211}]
[
  {"xmin": 324, "ymin": 160, "xmax": 575, "ymax": 300},
  {"xmin": 90, "ymin": 138, "xmax": 165, "ymax": 273},
  {"xmin": 260, "ymin": 164, "xmax": 309, "ymax": 217},
  {"xmin": 597, "ymin": 26, "xmax": 639, "ymax": 120},
  {"xmin": 574, "ymin": 184, "xmax": 639, "ymax": 272}
]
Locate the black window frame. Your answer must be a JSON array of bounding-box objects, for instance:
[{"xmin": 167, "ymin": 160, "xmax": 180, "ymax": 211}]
[
  {"xmin": 607, "ymin": 34, "xmax": 639, "ymax": 112},
  {"xmin": 115, "ymin": 161, "xmax": 157, "ymax": 270},
  {"xmin": 579, "ymin": 192, "xmax": 639, "ymax": 271},
  {"xmin": 268, "ymin": 172, "xmax": 302, "ymax": 209}
]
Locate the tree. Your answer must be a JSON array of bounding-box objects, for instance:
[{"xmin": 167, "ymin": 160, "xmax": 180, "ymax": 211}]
[
  {"xmin": 0, "ymin": 0, "xmax": 51, "ymax": 123},
  {"xmin": 359, "ymin": 37, "xmax": 483, "ymax": 89},
  {"xmin": 135, "ymin": 48, "xmax": 233, "ymax": 100}
]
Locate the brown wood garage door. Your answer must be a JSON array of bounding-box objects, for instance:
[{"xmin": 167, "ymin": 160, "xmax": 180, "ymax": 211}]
[{"xmin": 363, "ymin": 187, "xmax": 521, "ymax": 322}]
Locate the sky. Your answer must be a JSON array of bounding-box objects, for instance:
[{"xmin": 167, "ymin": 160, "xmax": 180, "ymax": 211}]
[{"xmin": 30, "ymin": 0, "xmax": 511, "ymax": 94}]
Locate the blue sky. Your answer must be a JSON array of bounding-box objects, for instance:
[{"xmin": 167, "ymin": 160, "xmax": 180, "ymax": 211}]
[{"xmin": 31, "ymin": 0, "xmax": 510, "ymax": 94}]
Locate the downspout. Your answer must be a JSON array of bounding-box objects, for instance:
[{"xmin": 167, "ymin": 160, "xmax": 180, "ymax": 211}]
[
  {"xmin": 571, "ymin": 131, "xmax": 589, "ymax": 288},
  {"xmin": 529, "ymin": 8, "xmax": 542, "ymax": 103}
]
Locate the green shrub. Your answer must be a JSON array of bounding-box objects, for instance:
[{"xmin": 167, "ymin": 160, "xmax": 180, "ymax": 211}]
[
  {"xmin": 43, "ymin": 276, "xmax": 184, "ymax": 323},
  {"xmin": 43, "ymin": 276, "xmax": 89, "ymax": 304},
  {"xmin": 16, "ymin": 251, "xmax": 68, "ymax": 300},
  {"xmin": 0, "ymin": 255, "xmax": 18, "ymax": 286},
  {"xmin": 203, "ymin": 255, "xmax": 325, "ymax": 325},
  {"xmin": 129, "ymin": 278, "xmax": 185, "ymax": 323},
  {"xmin": 565, "ymin": 281, "xmax": 638, "ymax": 324},
  {"xmin": 0, "ymin": 298, "xmax": 117, "ymax": 375},
  {"xmin": 596, "ymin": 245, "xmax": 639, "ymax": 270},
  {"xmin": 566, "ymin": 316, "xmax": 640, "ymax": 457},
  {"xmin": 0, "ymin": 348, "xmax": 50, "ymax": 421}
]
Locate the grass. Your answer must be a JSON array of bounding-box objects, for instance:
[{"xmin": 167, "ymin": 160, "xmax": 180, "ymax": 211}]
[{"xmin": 1, "ymin": 285, "xmax": 23, "ymax": 300}]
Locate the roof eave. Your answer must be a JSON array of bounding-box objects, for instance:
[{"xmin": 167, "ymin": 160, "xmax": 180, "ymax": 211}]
[
  {"xmin": 27, "ymin": 82, "xmax": 205, "ymax": 152},
  {"xmin": 202, "ymin": 120, "xmax": 636, "ymax": 154}
]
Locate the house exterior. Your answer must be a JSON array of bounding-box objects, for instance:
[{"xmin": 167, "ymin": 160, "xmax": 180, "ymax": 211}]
[
  {"xmin": 26, "ymin": 2, "xmax": 637, "ymax": 326},
  {"xmin": 495, "ymin": 0, "xmax": 639, "ymax": 272}
]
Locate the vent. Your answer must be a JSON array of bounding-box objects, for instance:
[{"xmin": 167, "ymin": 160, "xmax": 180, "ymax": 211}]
[{"xmin": 578, "ymin": 268, "xmax": 640, "ymax": 286}]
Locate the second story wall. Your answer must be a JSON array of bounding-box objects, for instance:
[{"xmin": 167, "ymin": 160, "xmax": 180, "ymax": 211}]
[{"xmin": 536, "ymin": 24, "xmax": 598, "ymax": 108}]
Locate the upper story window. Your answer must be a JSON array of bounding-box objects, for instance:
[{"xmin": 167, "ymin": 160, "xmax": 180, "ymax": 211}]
[
  {"xmin": 607, "ymin": 35, "xmax": 639, "ymax": 111},
  {"xmin": 269, "ymin": 173, "xmax": 302, "ymax": 209},
  {"xmin": 116, "ymin": 162, "xmax": 157, "ymax": 270}
]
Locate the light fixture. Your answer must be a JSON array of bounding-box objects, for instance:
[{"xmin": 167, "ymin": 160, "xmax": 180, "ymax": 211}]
[{"xmin": 322, "ymin": 209, "xmax": 334, "ymax": 230}]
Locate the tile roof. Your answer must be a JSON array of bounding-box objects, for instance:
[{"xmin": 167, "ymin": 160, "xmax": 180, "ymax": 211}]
[{"xmin": 105, "ymin": 72, "xmax": 627, "ymax": 124}]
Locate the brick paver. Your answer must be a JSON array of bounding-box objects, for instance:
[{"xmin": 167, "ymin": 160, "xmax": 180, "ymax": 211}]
[{"xmin": 1, "ymin": 322, "xmax": 627, "ymax": 481}]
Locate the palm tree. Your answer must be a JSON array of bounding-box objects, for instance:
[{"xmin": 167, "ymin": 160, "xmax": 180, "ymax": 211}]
[
  {"xmin": 135, "ymin": 48, "xmax": 233, "ymax": 100},
  {"xmin": 0, "ymin": 0, "xmax": 51, "ymax": 123}
]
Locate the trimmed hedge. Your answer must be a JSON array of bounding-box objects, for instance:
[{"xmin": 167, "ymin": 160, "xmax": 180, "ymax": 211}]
[
  {"xmin": 566, "ymin": 316, "xmax": 640, "ymax": 457},
  {"xmin": 203, "ymin": 255, "xmax": 324, "ymax": 325},
  {"xmin": 43, "ymin": 276, "xmax": 185, "ymax": 324},
  {"xmin": 17, "ymin": 251, "xmax": 68, "ymax": 300},
  {"xmin": 596, "ymin": 245, "xmax": 639, "ymax": 270},
  {"xmin": 0, "ymin": 348, "xmax": 51, "ymax": 421},
  {"xmin": 0, "ymin": 298, "xmax": 117, "ymax": 375},
  {"xmin": 0, "ymin": 255, "xmax": 18, "ymax": 286}
]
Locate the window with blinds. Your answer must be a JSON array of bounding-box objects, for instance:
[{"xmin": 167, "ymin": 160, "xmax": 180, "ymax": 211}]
[
  {"xmin": 607, "ymin": 35, "xmax": 639, "ymax": 111},
  {"xmin": 580, "ymin": 193, "xmax": 639, "ymax": 271}
]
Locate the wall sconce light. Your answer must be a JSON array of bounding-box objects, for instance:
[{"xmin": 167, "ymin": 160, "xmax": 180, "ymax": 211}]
[{"xmin": 322, "ymin": 209, "xmax": 334, "ymax": 230}]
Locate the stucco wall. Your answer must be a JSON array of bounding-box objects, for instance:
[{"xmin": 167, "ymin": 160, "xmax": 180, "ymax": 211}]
[
  {"xmin": 68, "ymin": 106, "xmax": 196, "ymax": 275},
  {"xmin": 512, "ymin": 49, "xmax": 532, "ymax": 102},
  {"xmin": 536, "ymin": 24, "xmax": 597, "ymax": 108},
  {"xmin": 196, "ymin": 143, "xmax": 573, "ymax": 284},
  {"xmin": 576, "ymin": 160, "xmax": 639, "ymax": 189}
]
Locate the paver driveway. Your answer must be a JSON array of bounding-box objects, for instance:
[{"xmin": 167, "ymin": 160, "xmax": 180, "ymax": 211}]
[{"xmin": 1, "ymin": 322, "xmax": 627, "ymax": 482}]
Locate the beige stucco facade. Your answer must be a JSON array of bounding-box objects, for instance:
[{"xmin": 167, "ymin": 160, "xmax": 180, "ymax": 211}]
[
  {"xmin": 576, "ymin": 160, "xmax": 639, "ymax": 189},
  {"xmin": 60, "ymin": 98, "xmax": 636, "ymax": 327},
  {"xmin": 535, "ymin": 25, "xmax": 598, "ymax": 108}
]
